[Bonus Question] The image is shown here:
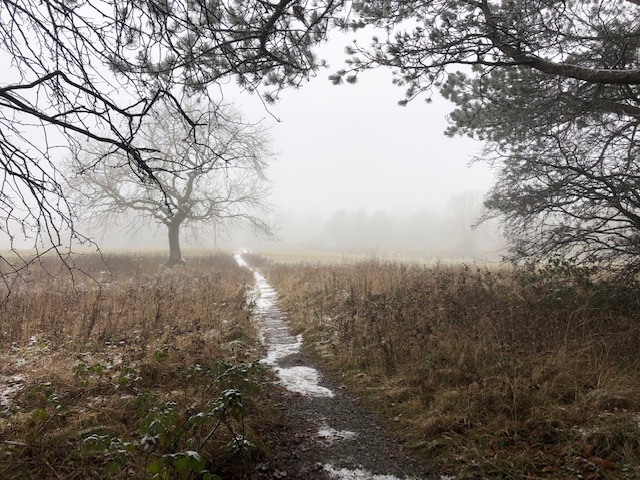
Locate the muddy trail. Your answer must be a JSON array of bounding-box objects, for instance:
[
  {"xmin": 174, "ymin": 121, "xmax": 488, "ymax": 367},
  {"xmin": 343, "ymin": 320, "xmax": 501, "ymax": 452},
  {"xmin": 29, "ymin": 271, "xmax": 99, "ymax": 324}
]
[{"xmin": 236, "ymin": 254, "xmax": 434, "ymax": 480}]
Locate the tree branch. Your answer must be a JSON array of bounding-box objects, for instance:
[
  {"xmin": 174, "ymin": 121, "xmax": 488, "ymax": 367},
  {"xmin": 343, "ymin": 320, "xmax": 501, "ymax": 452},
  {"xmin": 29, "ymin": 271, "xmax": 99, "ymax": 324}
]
[{"xmin": 480, "ymin": 0, "xmax": 640, "ymax": 84}]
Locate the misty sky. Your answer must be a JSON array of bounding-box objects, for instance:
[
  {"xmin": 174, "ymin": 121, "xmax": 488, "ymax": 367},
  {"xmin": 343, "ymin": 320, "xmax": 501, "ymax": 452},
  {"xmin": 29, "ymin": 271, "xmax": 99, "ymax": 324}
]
[
  {"xmin": 228, "ymin": 32, "xmax": 495, "ymax": 218},
  {"xmin": 2, "ymin": 30, "xmax": 500, "ymax": 255}
]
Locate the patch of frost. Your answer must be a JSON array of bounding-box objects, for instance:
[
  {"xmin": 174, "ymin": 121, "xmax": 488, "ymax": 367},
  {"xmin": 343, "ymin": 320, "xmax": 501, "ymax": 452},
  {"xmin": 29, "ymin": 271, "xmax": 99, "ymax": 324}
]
[
  {"xmin": 274, "ymin": 366, "xmax": 335, "ymax": 397},
  {"xmin": 318, "ymin": 426, "xmax": 358, "ymax": 441},
  {"xmin": 26, "ymin": 335, "xmax": 50, "ymax": 351},
  {"xmin": 263, "ymin": 334, "xmax": 303, "ymax": 364},
  {"xmin": 0, "ymin": 375, "xmax": 25, "ymax": 406},
  {"xmin": 323, "ymin": 464, "xmax": 416, "ymax": 480}
]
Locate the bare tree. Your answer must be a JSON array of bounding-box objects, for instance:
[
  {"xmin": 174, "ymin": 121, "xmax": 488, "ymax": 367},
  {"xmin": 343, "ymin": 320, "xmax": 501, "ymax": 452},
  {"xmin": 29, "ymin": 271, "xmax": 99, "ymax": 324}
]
[
  {"xmin": 481, "ymin": 117, "xmax": 640, "ymax": 270},
  {"xmin": 69, "ymin": 101, "xmax": 273, "ymax": 266},
  {"xmin": 0, "ymin": 0, "xmax": 341, "ymax": 272}
]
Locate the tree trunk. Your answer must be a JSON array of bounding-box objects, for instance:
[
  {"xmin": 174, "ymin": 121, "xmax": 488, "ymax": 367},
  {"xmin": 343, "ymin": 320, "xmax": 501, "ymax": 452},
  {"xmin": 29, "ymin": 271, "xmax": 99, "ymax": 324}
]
[{"xmin": 166, "ymin": 219, "xmax": 185, "ymax": 266}]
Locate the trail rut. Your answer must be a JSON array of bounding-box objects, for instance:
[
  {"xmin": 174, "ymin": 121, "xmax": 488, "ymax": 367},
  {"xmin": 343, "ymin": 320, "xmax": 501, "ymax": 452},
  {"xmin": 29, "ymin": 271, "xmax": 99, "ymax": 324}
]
[{"xmin": 236, "ymin": 254, "xmax": 434, "ymax": 480}]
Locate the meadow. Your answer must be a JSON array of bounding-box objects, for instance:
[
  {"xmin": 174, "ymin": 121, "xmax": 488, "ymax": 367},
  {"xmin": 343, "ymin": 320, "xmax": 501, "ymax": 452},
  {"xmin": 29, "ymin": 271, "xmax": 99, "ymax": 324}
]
[
  {"xmin": 0, "ymin": 252, "xmax": 286, "ymax": 479},
  {"xmin": 3, "ymin": 250, "xmax": 640, "ymax": 479},
  {"xmin": 250, "ymin": 253, "xmax": 640, "ymax": 479}
]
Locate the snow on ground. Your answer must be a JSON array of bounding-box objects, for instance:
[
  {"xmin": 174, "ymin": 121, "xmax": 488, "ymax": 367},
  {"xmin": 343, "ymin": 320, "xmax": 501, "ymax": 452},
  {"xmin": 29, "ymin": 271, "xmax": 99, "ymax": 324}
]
[
  {"xmin": 317, "ymin": 425, "xmax": 358, "ymax": 441},
  {"xmin": 264, "ymin": 333, "xmax": 303, "ymax": 364},
  {"xmin": 0, "ymin": 335, "xmax": 54, "ymax": 411},
  {"xmin": 235, "ymin": 253, "xmax": 335, "ymax": 398},
  {"xmin": 0, "ymin": 374, "xmax": 24, "ymax": 408},
  {"xmin": 323, "ymin": 464, "xmax": 417, "ymax": 480},
  {"xmin": 273, "ymin": 365, "xmax": 335, "ymax": 397}
]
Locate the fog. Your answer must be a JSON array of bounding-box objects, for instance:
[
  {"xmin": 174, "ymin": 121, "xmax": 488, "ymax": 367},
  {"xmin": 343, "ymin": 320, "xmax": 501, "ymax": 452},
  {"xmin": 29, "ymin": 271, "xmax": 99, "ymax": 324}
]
[
  {"xmin": 217, "ymin": 33, "xmax": 503, "ymax": 261},
  {"xmin": 26, "ymin": 32, "xmax": 504, "ymax": 261},
  {"xmin": 90, "ymin": 197, "xmax": 506, "ymax": 262},
  {"xmin": 226, "ymin": 192, "xmax": 505, "ymax": 262}
]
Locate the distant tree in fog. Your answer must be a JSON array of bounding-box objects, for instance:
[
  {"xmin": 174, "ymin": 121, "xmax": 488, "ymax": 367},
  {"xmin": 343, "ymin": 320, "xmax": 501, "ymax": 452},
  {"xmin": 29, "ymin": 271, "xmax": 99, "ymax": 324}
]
[
  {"xmin": 68, "ymin": 101, "xmax": 273, "ymax": 265},
  {"xmin": 317, "ymin": 203, "xmax": 503, "ymax": 259},
  {"xmin": 405, "ymin": 209, "xmax": 443, "ymax": 252},
  {"xmin": 446, "ymin": 191, "xmax": 483, "ymax": 256},
  {"xmin": 322, "ymin": 209, "xmax": 351, "ymax": 249}
]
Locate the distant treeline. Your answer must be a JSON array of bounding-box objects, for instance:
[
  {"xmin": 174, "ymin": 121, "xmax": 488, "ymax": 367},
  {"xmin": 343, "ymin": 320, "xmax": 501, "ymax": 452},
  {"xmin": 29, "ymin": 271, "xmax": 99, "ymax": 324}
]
[
  {"xmin": 228, "ymin": 191, "xmax": 504, "ymax": 260},
  {"xmin": 275, "ymin": 207, "xmax": 504, "ymax": 259}
]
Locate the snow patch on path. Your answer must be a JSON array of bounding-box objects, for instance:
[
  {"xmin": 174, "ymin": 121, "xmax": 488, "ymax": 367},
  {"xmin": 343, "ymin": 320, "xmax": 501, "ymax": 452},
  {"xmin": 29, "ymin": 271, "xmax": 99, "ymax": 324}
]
[
  {"xmin": 235, "ymin": 254, "xmax": 334, "ymax": 398},
  {"xmin": 274, "ymin": 365, "xmax": 335, "ymax": 397},
  {"xmin": 318, "ymin": 425, "xmax": 358, "ymax": 441},
  {"xmin": 323, "ymin": 464, "xmax": 417, "ymax": 480}
]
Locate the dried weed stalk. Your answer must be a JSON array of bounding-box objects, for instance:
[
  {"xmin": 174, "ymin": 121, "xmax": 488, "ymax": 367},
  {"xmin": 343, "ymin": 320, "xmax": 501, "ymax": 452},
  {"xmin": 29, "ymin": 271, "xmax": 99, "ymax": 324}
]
[{"xmin": 0, "ymin": 252, "xmax": 278, "ymax": 479}]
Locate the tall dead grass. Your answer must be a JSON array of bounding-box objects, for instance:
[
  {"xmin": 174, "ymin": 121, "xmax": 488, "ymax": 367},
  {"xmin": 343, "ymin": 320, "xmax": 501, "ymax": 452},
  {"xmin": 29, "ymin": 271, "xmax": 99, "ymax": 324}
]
[
  {"xmin": 0, "ymin": 252, "xmax": 281, "ymax": 479},
  {"xmin": 253, "ymin": 254, "xmax": 640, "ymax": 479},
  {"xmin": 1, "ymin": 253, "xmax": 250, "ymax": 346}
]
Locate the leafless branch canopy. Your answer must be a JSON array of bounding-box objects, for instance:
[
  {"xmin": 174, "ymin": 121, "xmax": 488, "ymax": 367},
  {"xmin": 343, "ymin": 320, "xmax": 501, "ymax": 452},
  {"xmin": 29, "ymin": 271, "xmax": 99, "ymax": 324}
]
[
  {"xmin": 68, "ymin": 100, "xmax": 273, "ymax": 264},
  {"xmin": 0, "ymin": 0, "xmax": 340, "ymax": 271}
]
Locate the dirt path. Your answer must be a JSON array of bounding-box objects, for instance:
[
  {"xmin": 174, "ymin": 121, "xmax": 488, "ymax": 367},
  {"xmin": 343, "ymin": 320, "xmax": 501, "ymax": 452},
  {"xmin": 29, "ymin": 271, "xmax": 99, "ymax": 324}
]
[{"xmin": 236, "ymin": 255, "xmax": 434, "ymax": 480}]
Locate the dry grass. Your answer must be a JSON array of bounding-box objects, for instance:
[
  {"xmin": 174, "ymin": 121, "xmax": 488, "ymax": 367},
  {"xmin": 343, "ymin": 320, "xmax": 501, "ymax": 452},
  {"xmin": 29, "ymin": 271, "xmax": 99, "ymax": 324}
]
[
  {"xmin": 251, "ymin": 254, "xmax": 640, "ymax": 479},
  {"xmin": 0, "ymin": 252, "xmax": 282, "ymax": 479}
]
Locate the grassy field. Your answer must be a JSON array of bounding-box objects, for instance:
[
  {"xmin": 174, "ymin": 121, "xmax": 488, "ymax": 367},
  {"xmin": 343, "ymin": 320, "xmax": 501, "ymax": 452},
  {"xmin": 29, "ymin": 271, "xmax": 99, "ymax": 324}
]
[
  {"xmin": 3, "ymin": 249, "xmax": 640, "ymax": 479},
  {"xmin": 250, "ymin": 253, "xmax": 640, "ymax": 479},
  {"xmin": 0, "ymin": 252, "xmax": 288, "ymax": 479}
]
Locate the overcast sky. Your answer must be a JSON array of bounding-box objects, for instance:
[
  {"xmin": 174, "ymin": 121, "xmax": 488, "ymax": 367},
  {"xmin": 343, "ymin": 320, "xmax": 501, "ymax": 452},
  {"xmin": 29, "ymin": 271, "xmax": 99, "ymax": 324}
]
[{"xmin": 228, "ymin": 32, "xmax": 495, "ymax": 219}]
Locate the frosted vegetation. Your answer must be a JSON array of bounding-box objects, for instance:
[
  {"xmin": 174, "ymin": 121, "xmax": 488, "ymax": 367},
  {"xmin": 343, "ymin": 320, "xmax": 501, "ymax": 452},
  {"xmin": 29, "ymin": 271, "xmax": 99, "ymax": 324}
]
[{"xmin": 0, "ymin": 253, "xmax": 282, "ymax": 479}]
